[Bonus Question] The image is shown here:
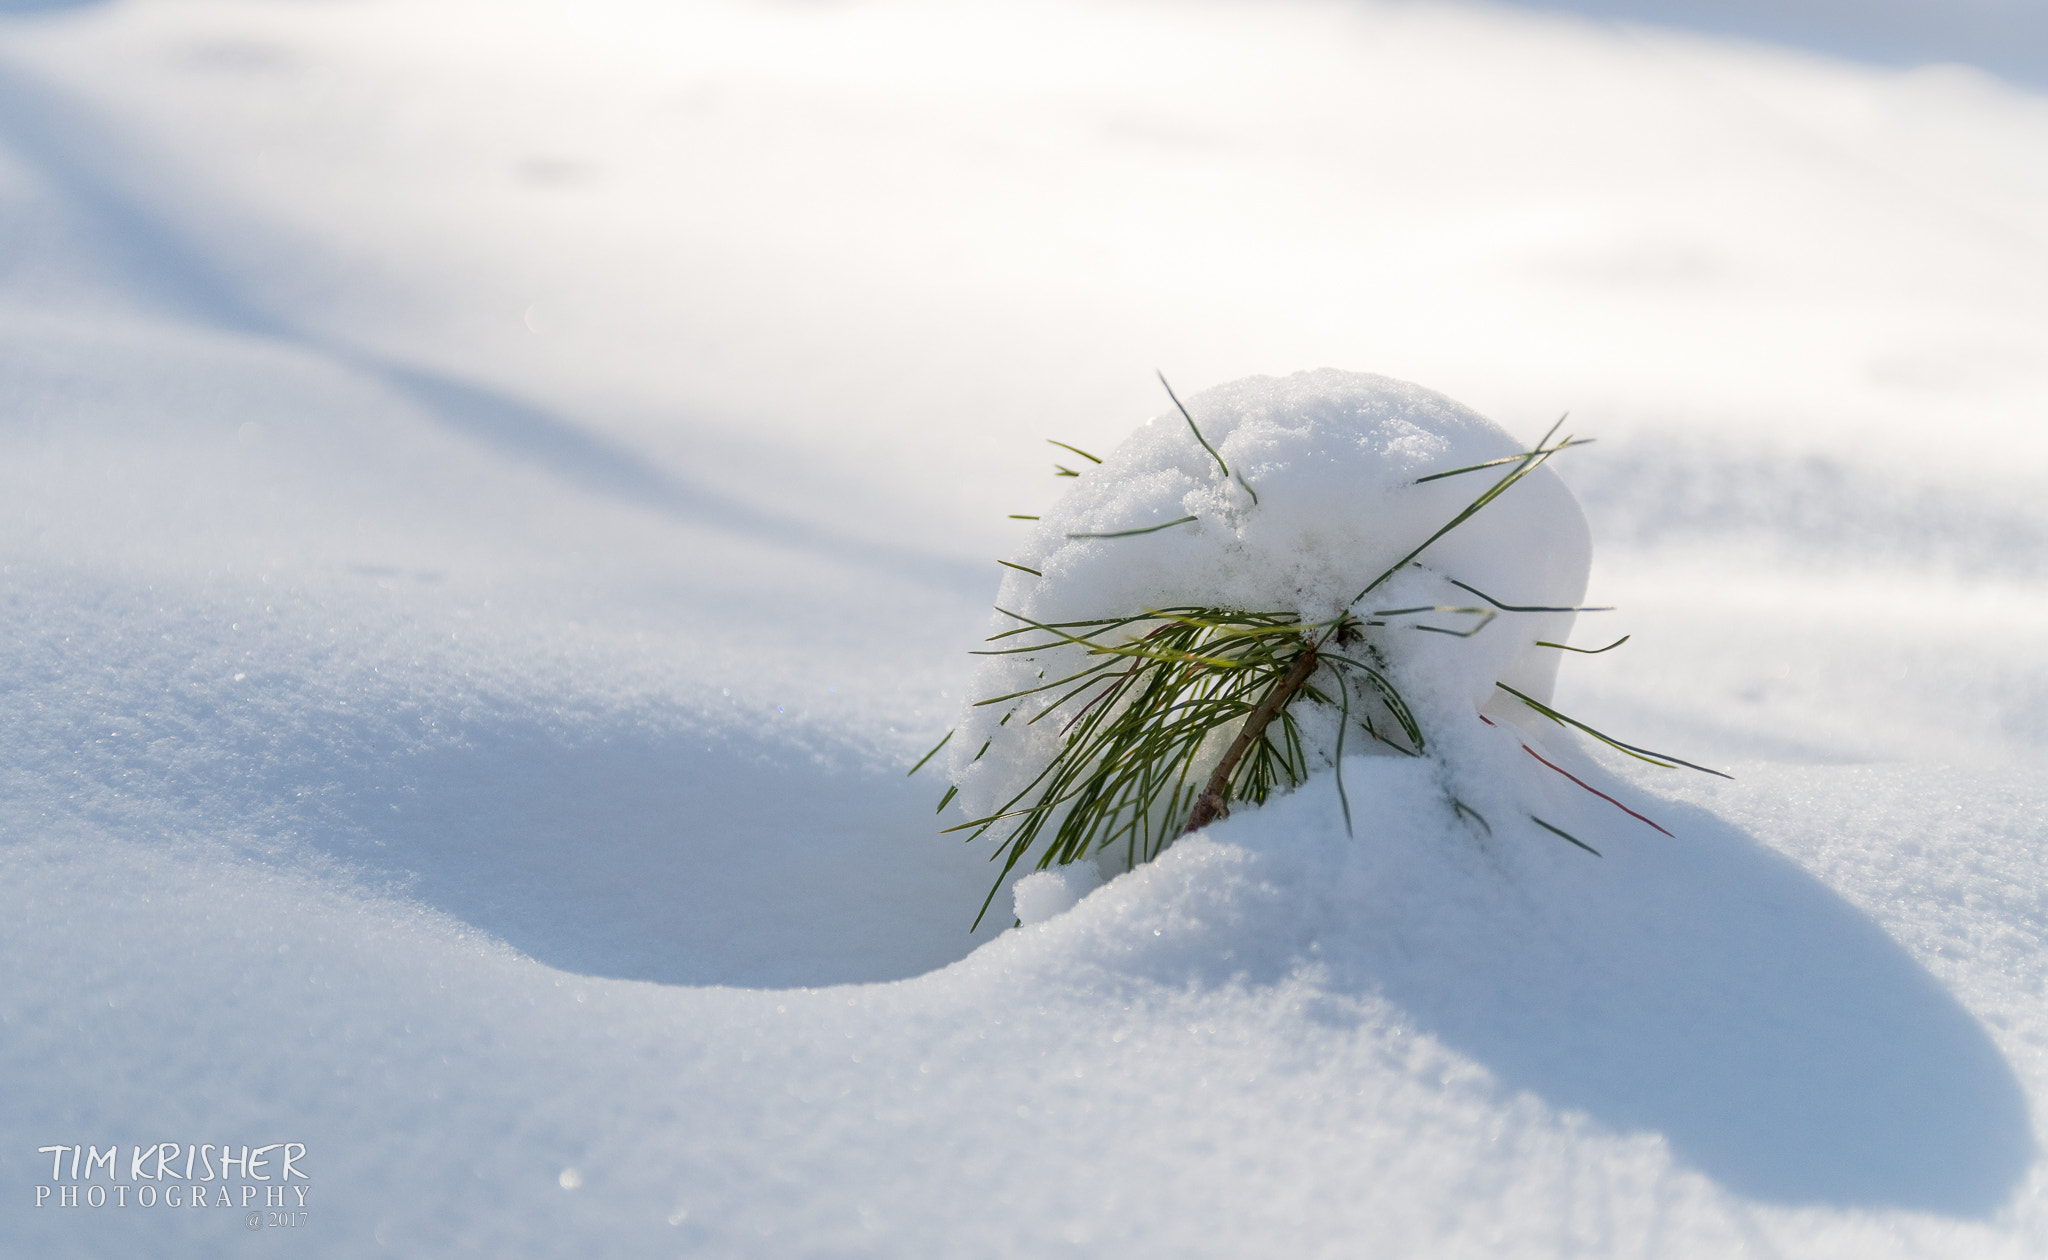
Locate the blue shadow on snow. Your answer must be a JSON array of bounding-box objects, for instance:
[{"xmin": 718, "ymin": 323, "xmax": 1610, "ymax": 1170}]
[
  {"xmin": 1472, "ymin": 0, "xmax": 2046, "ymax": 90},
  {"xmin": 1334, "ymin": 782, "xmax": 2037, "ymax": 1216},
  {"xmin": 0, "ymin": 59, "xmax": 981, "ymax": 596},
  {"xmin": 264, "ymin": 712, "xmax": 1009, "ymax": 991}
]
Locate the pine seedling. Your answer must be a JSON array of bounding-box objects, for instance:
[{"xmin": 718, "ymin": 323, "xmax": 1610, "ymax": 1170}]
[{"xmin": 916, "ymin": 381, "xmax": 1720, "ymax": 927}]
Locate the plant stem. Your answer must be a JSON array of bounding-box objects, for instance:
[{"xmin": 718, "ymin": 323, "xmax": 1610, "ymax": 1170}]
[{"xmin": 1181, "ymin": 642, "xmax": 1320, "ymax": 835}]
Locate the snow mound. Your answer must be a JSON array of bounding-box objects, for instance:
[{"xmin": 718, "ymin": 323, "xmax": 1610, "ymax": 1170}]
[{"xmin": 950, "ymin": 369, "xmax": 1593, "ymax": 825}]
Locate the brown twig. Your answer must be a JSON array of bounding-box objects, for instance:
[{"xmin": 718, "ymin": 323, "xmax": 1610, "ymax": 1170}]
[{"xmin": 1181, "ymin": 642, "xmax": 1320, "ymax": 834}]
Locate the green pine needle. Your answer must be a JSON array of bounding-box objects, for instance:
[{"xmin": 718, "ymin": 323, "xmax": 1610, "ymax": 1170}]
[
  {"xmin": 1348, "ymin": 415, "xmax": 1576, "ymax": 607},
  {"xmin": 907, "ymin": 729, "xmax": 952, "ymax": 777},
  {"xmin": 1452, "ymin": 798, "xmax": 1492, "ymax": 835},
  {"xmin": 1538, "ymin": 634, "xmax": 1631, "ymax": 654},
  {"xmin": 1530, "ymin": 814, "xmax": 1602, "ymax": 856},
  {"xmin": 1446, "ymin": 577, "xmax": 1612, "ymax": 614},
  {"xmin": 950, "ymin": 605, "xmax": 1433, "ymax": 928},
  {"xmin": 1157, "ymin": 372, "xmax": 1258, "ymax": 505},
  {"xmin": 1066, "ymin": 515, "xmax": 1199, "ymax": 540},
  {"xmin": 1495, "ymin": 682, "xmax": 1731, "ymax": 778},
  {"xmin": 1047, "ymin": 439, "xmax": 1104, "ymax": 464},
  {"xmin": 1411, "ymin": 431, "xmax": 1594, "ymax": 483}
]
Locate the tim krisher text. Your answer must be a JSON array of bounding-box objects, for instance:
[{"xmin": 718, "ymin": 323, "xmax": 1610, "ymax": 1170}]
[{"xmin": 32, "ymin": 1143, "xmax": 311, "ymax": 1212}]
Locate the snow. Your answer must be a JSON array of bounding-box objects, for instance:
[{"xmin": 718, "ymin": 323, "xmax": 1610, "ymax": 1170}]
[
  {"xmin": 2, "ymin": 0, "xmax": 2047, "ymax": 1256},
  {"xmin": 1012, "ymin": 864, "xmax": 1101, "ymax": 927}
]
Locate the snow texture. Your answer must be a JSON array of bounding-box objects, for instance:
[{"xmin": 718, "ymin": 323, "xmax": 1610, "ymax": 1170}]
[{"xmin": 2, "ymin": 1, "xmax": 2048, "ymax": 1257}]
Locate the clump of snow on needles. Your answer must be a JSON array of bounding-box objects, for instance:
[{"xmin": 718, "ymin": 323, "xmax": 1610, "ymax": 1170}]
[
  {"xmin": 950, "ymin": 369, "xmax": 1593, "ymax": 835},
  {"xmin": 1012, "ymin": 862, "xmax": 1102, "ymax": 925}
]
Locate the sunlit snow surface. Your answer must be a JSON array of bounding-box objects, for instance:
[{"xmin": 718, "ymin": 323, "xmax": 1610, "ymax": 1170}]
[{"xmin": 2, "ymin": 0, "xmax": 2047, "ymax": 1255}]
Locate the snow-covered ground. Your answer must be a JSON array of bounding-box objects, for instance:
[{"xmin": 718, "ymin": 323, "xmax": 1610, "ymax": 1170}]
[{"xmin": 2, "ymin": 0, "xmax": 2045, "ymax": 1254}]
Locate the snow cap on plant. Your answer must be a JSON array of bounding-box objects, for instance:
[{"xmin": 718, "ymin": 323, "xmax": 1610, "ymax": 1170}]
[
  {"xmin": 925, "ymin": 369, "xmax": 1711, "ymax": 927},
  {"xmin": 960, "ymin": 369, "xmax": 1586, "ymax": 789}
]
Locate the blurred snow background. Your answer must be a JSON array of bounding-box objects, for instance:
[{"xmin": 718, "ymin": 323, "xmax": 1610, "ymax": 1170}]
[{"xmin": 0, "ymin": 0, "xmax": 2044, "ymax": 1255}]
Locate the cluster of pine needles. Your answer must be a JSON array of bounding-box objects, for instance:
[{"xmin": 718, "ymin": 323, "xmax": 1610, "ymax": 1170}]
[{"xmin": 912, "ymin": 379, "xmax": 1724, "ymax": 929}]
